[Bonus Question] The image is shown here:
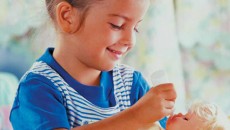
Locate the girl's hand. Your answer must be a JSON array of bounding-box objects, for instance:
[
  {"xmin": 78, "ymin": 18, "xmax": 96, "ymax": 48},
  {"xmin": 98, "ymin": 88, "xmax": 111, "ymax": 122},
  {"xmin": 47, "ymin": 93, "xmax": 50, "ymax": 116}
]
[{"xmin": 131, "ymin": 83, "xmax": 177, "ymax": 126}]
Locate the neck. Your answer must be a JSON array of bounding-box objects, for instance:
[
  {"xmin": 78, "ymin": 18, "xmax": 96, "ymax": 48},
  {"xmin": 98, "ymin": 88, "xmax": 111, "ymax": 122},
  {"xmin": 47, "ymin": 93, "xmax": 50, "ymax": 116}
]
[{"xmin": 53, "ymin": 45, "xmax": 101, "ymax": 86}]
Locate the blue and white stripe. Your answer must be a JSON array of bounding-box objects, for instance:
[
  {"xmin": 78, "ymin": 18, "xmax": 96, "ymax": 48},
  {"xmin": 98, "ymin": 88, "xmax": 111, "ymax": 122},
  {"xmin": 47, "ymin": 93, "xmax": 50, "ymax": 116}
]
[{"xmin": 25, "ymin": 61, "xmax": 134, "ymax": 128}]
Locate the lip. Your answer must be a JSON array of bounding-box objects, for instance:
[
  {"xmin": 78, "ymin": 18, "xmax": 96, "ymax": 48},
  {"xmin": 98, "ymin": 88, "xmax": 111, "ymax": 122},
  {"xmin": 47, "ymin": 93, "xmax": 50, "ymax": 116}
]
[
  {"xmin": 107, "ymin": 48, "xmax": 124, "ymax": 60},
  {"xmin": 169, "ymin": 114, "xmax": 183, "ymax": 122}
]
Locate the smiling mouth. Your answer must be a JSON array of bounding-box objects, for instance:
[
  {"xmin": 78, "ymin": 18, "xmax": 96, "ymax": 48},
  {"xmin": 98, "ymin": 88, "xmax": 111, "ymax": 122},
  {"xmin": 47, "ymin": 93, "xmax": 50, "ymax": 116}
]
[
  {"xmin": 107, "ymin": 48, "xmax": 124, "ymax": 60},
  {"xmin": 107, "ymin": 48, "xmax": 123, "ymax": 55}
]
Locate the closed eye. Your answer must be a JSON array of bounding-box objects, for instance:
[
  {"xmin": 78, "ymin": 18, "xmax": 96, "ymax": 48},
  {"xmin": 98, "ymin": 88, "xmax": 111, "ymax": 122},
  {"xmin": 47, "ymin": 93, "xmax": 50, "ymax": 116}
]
[
  {"xmin": 109, "ymin": 23, "xmax": 139, "ymax": 33},
  {"xmin": 109, "ymin": 23, "xmax": 122, "ymax": 30},
  {"xmin": 183, "ymin": 117, "xmax": 188, "ymax": 121}
]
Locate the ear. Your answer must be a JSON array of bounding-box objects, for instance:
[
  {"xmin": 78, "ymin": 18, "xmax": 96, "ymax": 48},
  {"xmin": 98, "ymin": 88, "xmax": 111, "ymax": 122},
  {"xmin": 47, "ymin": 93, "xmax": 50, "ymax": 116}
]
[{"xmin": 55, "ymin": 2, "xmax": 80, "ymax": 33}]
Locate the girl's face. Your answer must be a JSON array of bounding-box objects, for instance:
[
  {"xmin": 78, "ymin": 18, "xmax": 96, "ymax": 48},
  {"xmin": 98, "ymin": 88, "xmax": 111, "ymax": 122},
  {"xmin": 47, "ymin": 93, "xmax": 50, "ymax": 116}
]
[
  {"xmin": 71, "ymin": 0, "xmax": 149, "ymax": 71},
  {"xmin": 166, "ymin": 112, "xmax": 205, "ymax": 130}
]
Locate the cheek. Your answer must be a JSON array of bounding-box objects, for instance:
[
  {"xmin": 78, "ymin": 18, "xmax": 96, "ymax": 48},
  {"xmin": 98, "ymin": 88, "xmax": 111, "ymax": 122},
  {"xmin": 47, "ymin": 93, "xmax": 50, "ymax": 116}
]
[
  {"xmin": 104, "ymin": 30, "xmax": 121, "ymax": 45},
  {"xmin": 103, "ymin": 24, "xmax": 122, "ymax": 43},
  {"xmin": 87, "ymin": 23, "xmax": 122, "ymax": 48}
]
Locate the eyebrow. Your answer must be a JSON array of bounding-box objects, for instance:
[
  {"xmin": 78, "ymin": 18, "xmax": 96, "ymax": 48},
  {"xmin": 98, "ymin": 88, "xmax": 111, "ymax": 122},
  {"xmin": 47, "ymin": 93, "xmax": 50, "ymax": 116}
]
[{"xmin": 108, "ymin": 13, "xmax": 143, "ymax": 23}]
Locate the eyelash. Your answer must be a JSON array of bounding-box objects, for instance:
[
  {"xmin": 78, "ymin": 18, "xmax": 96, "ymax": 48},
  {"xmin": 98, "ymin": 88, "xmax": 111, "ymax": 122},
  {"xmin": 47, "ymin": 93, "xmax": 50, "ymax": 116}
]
[
  {"xmin": 134, "ymin": 28, "xmax": 139, "ymax": 33},
  {"xmin": 110, "ymin": 23, "xmax": 122, "ymax": 30},
  {"xmin": 109, "ymin": 23, "xmax": 139, "ymax": 33}
]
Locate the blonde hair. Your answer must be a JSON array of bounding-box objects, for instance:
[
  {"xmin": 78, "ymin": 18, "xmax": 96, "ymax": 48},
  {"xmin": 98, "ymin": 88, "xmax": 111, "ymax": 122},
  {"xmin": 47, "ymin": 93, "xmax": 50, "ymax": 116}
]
[{"xmin": 188, "ymin": 101, "xmax": 230, "ymax": 130}]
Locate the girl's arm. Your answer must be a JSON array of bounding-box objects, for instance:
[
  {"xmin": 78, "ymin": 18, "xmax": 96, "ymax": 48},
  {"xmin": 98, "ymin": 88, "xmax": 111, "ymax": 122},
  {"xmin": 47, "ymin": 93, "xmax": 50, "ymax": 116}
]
[{"xmin": 55, "ymin": 106, "xmax": 148, "ymax": 130}]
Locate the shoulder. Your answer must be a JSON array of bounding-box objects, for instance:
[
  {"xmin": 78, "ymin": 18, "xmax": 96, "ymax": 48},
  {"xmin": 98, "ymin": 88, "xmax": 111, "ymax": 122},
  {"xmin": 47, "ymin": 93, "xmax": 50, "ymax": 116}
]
[
  {"xmin": 20, "ymin": 61, "xmax": 59, "ymax": 89},
  {"xmin": 132, "ymin": 70, "xmax": 149, "ymax": 88},
  {"xmin": 114, "ymin": 64, "xmax": 150, "ymax": 104},
  {"xmin": 113, "ymin": 64, "xmax": 148, "ymax": 87},
  {"xmin": 20, "ymin": 72, "xmax": 55, "ymax": 87},
  {"xmin": 18, "ymin": 69, "xmax": 63, "ymax": 102},
  {"xmin": 11, "ymin": 72, "xmax": 69, "ymax": 129},
  {"xmin": 130, "ymin": 70, "xmax": 150, "ymax": 103}
]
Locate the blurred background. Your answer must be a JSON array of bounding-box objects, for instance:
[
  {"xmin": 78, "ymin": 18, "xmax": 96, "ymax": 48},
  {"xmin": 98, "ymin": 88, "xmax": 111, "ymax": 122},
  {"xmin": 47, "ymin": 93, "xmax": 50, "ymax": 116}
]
[{"xmin": 1, "ymin": 0, "xmax": 230, "ymax": 129}]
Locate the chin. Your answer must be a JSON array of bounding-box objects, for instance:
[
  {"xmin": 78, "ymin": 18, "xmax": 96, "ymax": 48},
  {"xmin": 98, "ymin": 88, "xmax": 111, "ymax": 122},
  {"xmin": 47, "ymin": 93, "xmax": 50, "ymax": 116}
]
[
  {"xmin": 102, "ymin": 64, "xmax": 116, "ymax": 71},
  {"xmin": 98, "ymin": 62, "xmax": 117, "ymax": 71}
]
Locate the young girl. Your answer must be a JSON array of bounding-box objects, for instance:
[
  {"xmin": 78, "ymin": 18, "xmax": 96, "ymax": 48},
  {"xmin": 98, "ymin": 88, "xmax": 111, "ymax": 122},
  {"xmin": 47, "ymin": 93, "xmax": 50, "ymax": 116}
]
[
  {"xmin": 166, "ymin": 101, "xmax": 230, "ymax": 130},
  {"xmin": 10, "ymin": 0, "xmax": 177, "ymax": 129}
]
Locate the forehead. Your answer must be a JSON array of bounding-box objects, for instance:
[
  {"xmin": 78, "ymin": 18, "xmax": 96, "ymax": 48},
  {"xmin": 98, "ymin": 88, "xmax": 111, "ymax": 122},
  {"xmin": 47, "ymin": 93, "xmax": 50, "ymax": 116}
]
[
  {"xmin": 91, "ymin": 0, "xmax": 150, "ymax": 20},
  {"xmin": 99, "ymin": 0, "xmax": 150, "ymax": 8}
]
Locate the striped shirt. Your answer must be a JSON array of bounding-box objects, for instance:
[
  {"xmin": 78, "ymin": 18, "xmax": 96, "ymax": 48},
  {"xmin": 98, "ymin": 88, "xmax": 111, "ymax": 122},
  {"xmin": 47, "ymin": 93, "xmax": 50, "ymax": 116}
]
[{"xmin": 27, "ymin": 61, "xmax": 134, "ymax": 127}]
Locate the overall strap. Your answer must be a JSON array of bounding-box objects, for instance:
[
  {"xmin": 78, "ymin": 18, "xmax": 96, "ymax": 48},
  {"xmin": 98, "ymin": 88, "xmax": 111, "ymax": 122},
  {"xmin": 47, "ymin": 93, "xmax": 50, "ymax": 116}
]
[{"xmin": 113, "ymin": 64, "xmax": 134, "ymax": 111}]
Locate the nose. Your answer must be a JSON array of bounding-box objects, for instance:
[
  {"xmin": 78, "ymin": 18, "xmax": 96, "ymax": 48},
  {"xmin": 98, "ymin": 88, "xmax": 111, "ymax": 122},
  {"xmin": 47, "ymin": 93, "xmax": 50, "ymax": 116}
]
[{"xmin": 120, "ymin": 29, "xmax": 136, "ymax": 47}]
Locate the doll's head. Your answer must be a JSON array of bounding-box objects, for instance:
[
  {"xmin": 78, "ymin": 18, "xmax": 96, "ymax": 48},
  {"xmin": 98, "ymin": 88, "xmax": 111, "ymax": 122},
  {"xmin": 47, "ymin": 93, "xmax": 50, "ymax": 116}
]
[{"xmin": 166, "ymin": 101, "xmax": 230, "ymax": 130}]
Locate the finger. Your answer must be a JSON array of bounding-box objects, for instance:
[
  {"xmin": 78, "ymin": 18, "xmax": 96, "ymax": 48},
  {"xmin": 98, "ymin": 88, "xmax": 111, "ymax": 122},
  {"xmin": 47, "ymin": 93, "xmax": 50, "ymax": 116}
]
[
  {"xmin": 155, "ymin": 83, "xmax": 174, "ymax": 91},
  {"xmin": 162, "ymin": 107, "xmax": 175, "ymax": 117},
  {"xmin": 160, "ymin": 90, "xmax": 177, "ymax": 101},
  {"xmin": 162, "ymin": 90, "xmax": 177, "ymax": 101},
  {"xmin": 163, "ymin": 100, "xmax": 175, "ymax": 109}
]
